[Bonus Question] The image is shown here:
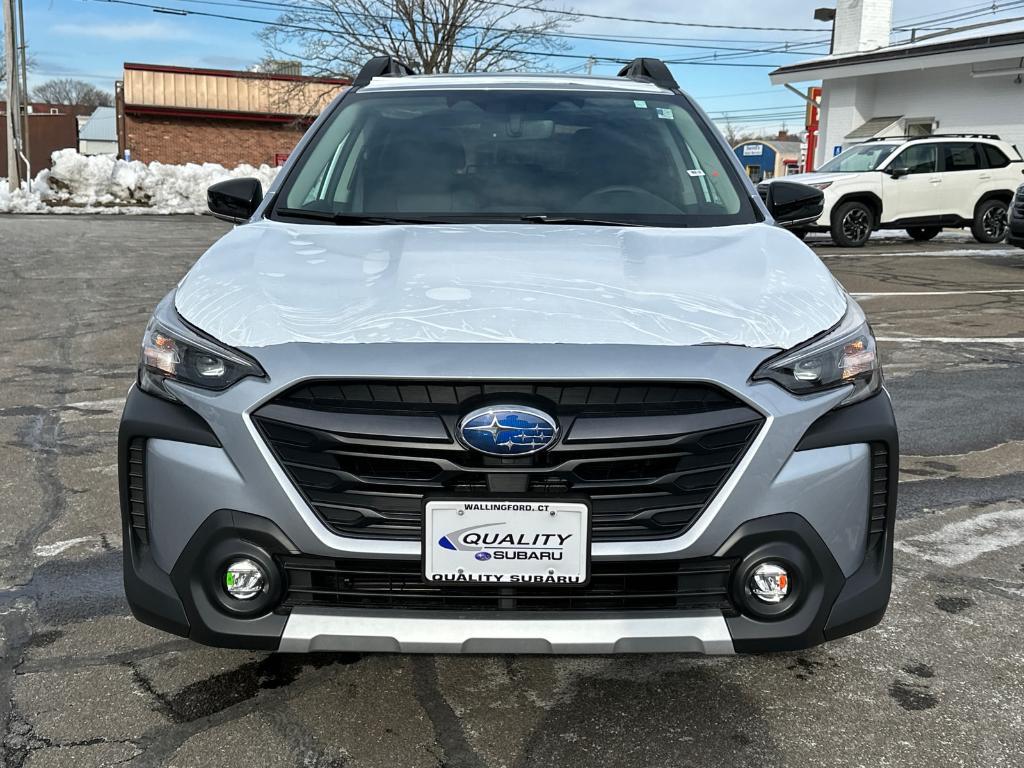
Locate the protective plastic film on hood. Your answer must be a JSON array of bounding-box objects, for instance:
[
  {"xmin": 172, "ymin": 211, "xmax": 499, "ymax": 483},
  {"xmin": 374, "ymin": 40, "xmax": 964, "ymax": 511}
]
[{"xmin": 174, "ymin": 221, "xmax": 847, "ymax": 350}]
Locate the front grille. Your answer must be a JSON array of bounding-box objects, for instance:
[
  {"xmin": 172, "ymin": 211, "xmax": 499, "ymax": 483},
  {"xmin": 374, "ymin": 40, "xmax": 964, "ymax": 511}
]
[
  {"xmin": 279, "ymin": 555, "xmax": 739, "ymax": 614},
  {"xmin": 126, "ymin": 438, "xmax": 148, "ymax": 545},
  {"xmin": 869, "ymin": 442, "xmax": 890, "ymax": 545},
  {"xmin": 253, "ymin": 380, "xmax": 764, "ymax": 542}
]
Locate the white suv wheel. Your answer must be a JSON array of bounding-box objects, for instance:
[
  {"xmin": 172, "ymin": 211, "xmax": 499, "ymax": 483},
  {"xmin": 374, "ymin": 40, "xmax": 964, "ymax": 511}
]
[
  {"xmin": 831, "ymin": 201, "xmax": 874, "ymax": 248},
  {"xmin": 972, "ymin": 199, "xmax": 1008, "ymax": 243}
]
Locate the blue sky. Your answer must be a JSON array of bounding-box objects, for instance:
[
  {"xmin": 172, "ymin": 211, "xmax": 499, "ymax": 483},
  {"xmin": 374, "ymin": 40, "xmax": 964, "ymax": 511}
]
[{"xmin": 19, "ymin": 0, "xmax": 1014, "ymax": 132}]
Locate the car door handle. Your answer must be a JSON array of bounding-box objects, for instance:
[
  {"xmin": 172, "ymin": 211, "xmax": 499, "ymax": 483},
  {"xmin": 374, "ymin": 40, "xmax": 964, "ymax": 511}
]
[
  {"xmin": 929, "ymin": 177, "xmax": 942, "ymax": 184},
  {"xmin": 979, "ymin": 173, "xmax": 992, "ymax": 180}
]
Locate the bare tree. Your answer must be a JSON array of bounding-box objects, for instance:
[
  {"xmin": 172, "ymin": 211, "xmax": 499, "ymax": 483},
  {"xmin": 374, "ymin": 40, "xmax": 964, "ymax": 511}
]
[
  {"xmin": 721, "ymin": 115, "xmax": 740, "ymax": 145},
  {"xmin": 31, "ymin": 79, "xmax": 113, "ymax": 108},
  {"xmin": 259, "ymin": 0, "xmax": 578, "ymax": 82}
]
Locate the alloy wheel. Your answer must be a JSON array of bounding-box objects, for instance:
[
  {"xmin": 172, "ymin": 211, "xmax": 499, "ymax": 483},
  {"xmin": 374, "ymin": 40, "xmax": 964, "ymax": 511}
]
[
  {"xmin": 982, "ymin": 205, "xmax": 1008, "ymax": 240},
  {"xmin": 842, "ymin": 208, "xmax": 871, "ymax": 243}
]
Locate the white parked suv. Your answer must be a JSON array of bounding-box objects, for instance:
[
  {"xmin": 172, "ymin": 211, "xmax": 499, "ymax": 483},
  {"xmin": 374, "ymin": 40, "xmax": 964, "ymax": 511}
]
[{"xmin": 773, "ymin": 135, "xmax": 1024, "ymax": 247}]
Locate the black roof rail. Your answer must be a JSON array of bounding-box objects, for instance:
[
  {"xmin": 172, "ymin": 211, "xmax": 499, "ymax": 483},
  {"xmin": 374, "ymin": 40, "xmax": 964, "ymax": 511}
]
[
  {"xmin": 353, "ymin": 56, "xmax": 417, "ymax": 87},
  {"xmin": 862, "ymin": 133, "xmax": 1002, "ymax": 142},
  {"xmin": 616, "ymin": 58, "xmax": 678, "ymax": 90},
  {"xmin": 930, "ymin": 132, "xmax": 1002, "ymax": 140}
]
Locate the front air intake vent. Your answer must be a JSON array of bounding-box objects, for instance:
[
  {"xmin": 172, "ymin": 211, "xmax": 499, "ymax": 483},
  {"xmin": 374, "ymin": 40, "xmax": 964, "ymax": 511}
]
[
  {"xmin": 279, "ymin": 555, "xmax": 740, "ymax": 614},
  {"xmin": 869, "ymin": 442, "xmax": 890, "ymax": 545},
  {"xmin": 126, "ymin": 438, "xmax": 148, "ymax": 545},
  {"xmin": 253, "ymin": 380, "xmax": 765, "ymax": 543}
]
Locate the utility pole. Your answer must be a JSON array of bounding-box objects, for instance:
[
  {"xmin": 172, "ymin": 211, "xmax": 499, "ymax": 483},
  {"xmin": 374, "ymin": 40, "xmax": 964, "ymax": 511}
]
[
  {"xmin": 16, "ymin": 0, "xmax": 28, "ymax": 180},
  {"xmin": 585, "ymin": 56, "xmax": 596, "ymax": 75},
  {"xmin": 3, "ymin": 0, "xmax": 24, "ymax": 189}
]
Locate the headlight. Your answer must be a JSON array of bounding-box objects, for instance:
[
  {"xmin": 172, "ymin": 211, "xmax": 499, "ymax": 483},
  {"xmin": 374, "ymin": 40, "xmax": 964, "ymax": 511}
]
[
  {"xmin": 752, "ymin": 301, "xmax": 881, "ymax": 406},
  {"xmin": 807, "ymin": 181, "xmax": 832, "ymax": 190},
  {"xmin": 139, "ymin": 291, "xmax": 265, "ymax": 401}
]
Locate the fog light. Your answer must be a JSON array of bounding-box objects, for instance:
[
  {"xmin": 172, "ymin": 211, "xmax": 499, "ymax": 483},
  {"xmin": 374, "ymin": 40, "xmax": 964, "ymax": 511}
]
[
  {"xmin": 224, "ymin": 559, "xmax": 265, "ymax": 599},
  {"xmin": 749, "ymin": 562, "xmax": 789, "ymax": 604}
]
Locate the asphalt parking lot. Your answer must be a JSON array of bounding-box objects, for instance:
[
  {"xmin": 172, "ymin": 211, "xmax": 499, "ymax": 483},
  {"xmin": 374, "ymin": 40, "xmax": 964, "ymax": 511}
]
[{"xmin": 1, "ymin": 215, "xmax": 1023, "ymax": 768}]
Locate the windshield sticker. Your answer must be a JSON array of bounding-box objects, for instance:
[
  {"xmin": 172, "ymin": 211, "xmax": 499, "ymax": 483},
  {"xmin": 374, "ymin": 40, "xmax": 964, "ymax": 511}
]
[
  {"xmin": 687, "ymin": 169, "xmax": 706, "ymax": 177},
  {"xmin": 633, "ymin": 100, "xmax": 648, "ymax": 109},
  {"xmin": 656, "ymin": 107, "xmax": 674, "ymax": 120}
]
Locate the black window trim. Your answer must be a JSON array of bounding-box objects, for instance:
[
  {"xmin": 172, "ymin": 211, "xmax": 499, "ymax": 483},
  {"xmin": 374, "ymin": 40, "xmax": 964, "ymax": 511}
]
[
  {"xmin": 885, "ymin": 142, "xmax": 938, "ymax": 175},
  {"xmin": 980, "ymin": 142, "xmax": 1012, "ymax": 169},
  {"xmin": 936, "ymin": 141, "xmax": 985, "ymax": 173}
]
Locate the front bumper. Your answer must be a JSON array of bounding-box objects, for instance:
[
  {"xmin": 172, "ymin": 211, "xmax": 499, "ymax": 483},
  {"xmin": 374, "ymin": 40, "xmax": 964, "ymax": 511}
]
[
  {"xmin": 120, "ymin": 344, "xmax": 898, "ymax": 654},
  {"xmin": 280, "ymin": 610, "xmax": 734, "ymax": 654}
]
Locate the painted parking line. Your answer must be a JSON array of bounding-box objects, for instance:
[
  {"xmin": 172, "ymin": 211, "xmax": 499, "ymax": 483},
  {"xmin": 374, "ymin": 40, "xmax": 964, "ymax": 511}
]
[
  {"xmin": 876, "ymin": 336, "xmax": 1024, "ymax": 343},
  {"xmin": 854, "ymin": 289, "xmax": 1024, "ymax": 298},
  {"xmin": 819, "ymin": 249, "xmax": 1022, "ymax": 259},
  {"xmin": 895, "ymin": 508, "xmax": 1024, "ymax": 567}
]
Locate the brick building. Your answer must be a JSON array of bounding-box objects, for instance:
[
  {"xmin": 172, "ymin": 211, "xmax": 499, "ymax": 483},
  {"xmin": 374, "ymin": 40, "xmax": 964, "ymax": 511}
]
[{"xmin": 118, "ymin": 63, "xmax": 350, "ymax": 168}]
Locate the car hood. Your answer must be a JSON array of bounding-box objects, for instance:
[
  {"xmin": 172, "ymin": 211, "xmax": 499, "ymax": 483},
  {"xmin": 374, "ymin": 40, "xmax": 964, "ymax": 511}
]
[
  {"xmin": 779, "ymin": 172, "xmax": 852, "ymax": 186},
  {"xmin": 175, "ymin": 219, "xmax": 847, "ymax": 350}
]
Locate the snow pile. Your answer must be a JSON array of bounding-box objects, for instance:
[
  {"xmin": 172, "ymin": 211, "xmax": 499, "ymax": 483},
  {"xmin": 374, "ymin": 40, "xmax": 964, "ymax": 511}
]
[
  {"xmin": 0, "ymin": 149, "xmax": 281, "ymax": 214},
  {"xmin": 0, "ymin": 178, "xmax": 48, "ymax": 213}
]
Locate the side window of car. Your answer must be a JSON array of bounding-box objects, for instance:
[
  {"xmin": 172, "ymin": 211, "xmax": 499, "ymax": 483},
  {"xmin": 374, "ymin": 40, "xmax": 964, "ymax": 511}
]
[
  {"xmin": 981, "ymin": 144, "xmax": 1011, "ymax": 168},
  {"xmin": 940, "ymin": 142, "xmax": 984, "ymax": 172},
  {"xmin": 888, "ymin": 144, "xmax": 937, "ymax": 174}
]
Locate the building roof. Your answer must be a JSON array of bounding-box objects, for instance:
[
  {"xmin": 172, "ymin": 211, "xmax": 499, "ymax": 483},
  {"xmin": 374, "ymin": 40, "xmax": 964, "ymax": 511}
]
[
  {"xmin": 122, "ymin": 63, "xmax": 351, "ymax": 122},
  {"xmin": 845, "ymin": 116, "xmax": 902, "ymax": 140},
  {"xmin": 0, "ymin": 102, "xmax": 93, "ymax": 117},
  {"xmin": 770, "ymin": 18, "xmax": 1024, "ymax": 84},
  {"xmin": 734, "ymin": 140, "xmax": 803, "ymax": 158},
  {"xmin": 79, "ymin": 106, "xmax": 117, "ymax": 142}
]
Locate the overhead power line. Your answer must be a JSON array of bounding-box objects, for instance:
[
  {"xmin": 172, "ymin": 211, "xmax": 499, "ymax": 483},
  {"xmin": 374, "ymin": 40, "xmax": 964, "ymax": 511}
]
[
  {"xmin": 691, "ymin": 0, "xmax": 1024, "ymax": 64},
  {"xmin": 140, "ymin": 0, "xmax": 827, "ymax": 59},
  {"xmin": 150, "ymin": 0, "xmax": 830, "ymax": 56},
  {"xmin": 893, "ymin": 0, "xmax": 1024, "ymax": 30},
  {"xmin": 671, "ymin": 38, "xmax": 829, "ymax": 65},
  {"xmin": 88, "ymin": 0, "xmax": 788, "ymax": 67},
  {"xmin": 473, "ymin": 0, "xmax": 824, "ymax": 32}
]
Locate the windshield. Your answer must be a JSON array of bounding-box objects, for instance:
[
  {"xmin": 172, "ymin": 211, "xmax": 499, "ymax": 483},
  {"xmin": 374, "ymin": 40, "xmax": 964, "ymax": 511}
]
[
  {"xmin": 273, "ymin": 89, "xmax": 756, "ymax": 227},
  {"xmin": 817, "ymin": 143, "xmax": 899, "ymax": 173}
]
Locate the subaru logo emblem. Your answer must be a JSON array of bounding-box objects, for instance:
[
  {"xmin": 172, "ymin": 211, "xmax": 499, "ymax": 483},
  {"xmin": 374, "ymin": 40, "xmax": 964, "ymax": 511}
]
[{"xmin": 457, "ymin": 405, "xmax": 558, "ymax": 456}]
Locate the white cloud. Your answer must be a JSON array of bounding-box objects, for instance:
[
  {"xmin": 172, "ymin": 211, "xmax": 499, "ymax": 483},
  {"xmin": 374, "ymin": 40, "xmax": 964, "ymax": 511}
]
[{"xmin": 52, "ymin": 20, "xmax": 192, "ymax": 41}]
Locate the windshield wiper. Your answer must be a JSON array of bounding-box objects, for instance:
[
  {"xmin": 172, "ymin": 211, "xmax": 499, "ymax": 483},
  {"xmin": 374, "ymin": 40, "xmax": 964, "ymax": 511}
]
[
  {"xmin": 275, "ymin": 208, "xmax": 443, "ymax": 225},
  {"xmin": 520, "ymin": 215, "xmax": 646, "ymax": 227}
]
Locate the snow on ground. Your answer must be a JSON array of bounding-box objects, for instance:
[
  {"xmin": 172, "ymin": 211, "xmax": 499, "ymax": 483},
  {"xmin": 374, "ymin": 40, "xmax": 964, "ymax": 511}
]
[{"xmin": 0, "ymin": 149, "xmax": 280, "ymax": 214}]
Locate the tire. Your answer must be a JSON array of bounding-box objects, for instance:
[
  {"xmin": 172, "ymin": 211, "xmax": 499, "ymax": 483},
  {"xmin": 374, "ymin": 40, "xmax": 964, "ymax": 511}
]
[
  {"xmin": 789, "ymin": 228, "xmax": 809, "ymax": 241},
  {"xmin": 831, "ymin": 201, "xmax": 874, "ymax": 248},
  {"xmin": 906, "ymin": 226, "xmax": 941, "ymax": 241},
  {"xmin": 971, "ymin": 198, "xmax": 1009, "ymax": 243}
]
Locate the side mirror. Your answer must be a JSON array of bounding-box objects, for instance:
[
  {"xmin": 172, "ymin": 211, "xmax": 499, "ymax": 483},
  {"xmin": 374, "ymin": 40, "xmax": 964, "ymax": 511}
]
[
  {"xmin": 887, "ymin": 167, "xmax": 909, "ymax": 179},
  {"xmin": 763, "ymin": 180, "xmax": 824, "ymax": 228},
  {"xmin": 208, "ymin": 178, "xmax": 263, "ymax": 223}
]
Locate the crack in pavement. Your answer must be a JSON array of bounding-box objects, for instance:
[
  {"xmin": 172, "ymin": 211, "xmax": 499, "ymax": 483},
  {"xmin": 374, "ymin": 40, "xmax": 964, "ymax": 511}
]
[
  {"xmin": 900, "ymin": 441, "xmax": 1024, "ymax": 484},
  {"xmin": 412, "ymin": 656, "xmax": 486, "ymax": 768},
  {"xmin": 121, "ymin": 653, "xmax": 359, "ymax": 768},
  {"xmin": 0, "ymin": 305, "xmax": 80, "ymax": 767}
]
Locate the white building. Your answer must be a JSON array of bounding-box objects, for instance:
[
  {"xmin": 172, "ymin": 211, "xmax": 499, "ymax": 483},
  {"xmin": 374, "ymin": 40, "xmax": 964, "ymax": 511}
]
[
  {"xmin": 77, "ymin": 106, "xmax": 118, "ymax": 156},
  {"xmin": 770, "ymin": 0, "xmax": 1024, "ymax": 168}
]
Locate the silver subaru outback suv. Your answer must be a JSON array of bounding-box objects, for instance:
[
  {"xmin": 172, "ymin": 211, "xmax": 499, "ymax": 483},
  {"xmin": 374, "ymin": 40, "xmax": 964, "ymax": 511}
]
[{"xmin": 120, "ymin": 57, "xmax": 898, "ymax": 654}]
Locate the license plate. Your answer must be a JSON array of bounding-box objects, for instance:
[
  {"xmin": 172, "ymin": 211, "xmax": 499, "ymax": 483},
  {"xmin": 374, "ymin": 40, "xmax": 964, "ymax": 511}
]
[{"xmin": 423, "ymin": 500, "xmax": 590, "ymax": 586}]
